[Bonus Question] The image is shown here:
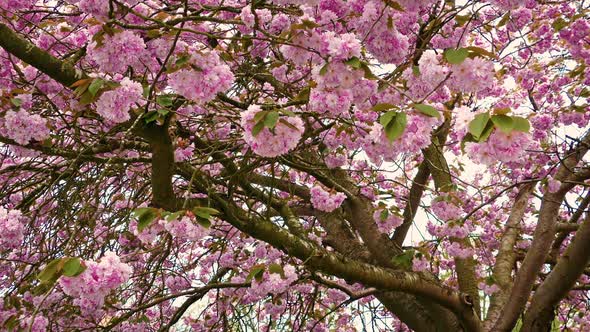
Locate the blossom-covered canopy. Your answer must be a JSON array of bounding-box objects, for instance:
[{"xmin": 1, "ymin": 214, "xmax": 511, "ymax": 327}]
[{"xmin": 0, "ymin": 0, "xmax": 589, "ymax": 331}]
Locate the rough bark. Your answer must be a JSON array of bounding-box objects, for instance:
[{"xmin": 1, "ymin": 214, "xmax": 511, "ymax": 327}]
[
  {"xmin": 521, "ymin": 212, "xmax": 590, "ymax": 331},
  {"xmin": 484, "ymin": 183, "xmax": 534, "ymax": 329}
]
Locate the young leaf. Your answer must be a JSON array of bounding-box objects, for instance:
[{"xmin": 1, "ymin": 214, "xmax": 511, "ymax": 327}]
[
  {"xmin": 468, "ymin": 113, "xmax": 490, "ymax": 139},
  {"xmin": 512, "ymin": 116, "xmax": 530, "ymax": 132},
  {"xmin": 62, "ymin": 257, "xmax": 85, "ymax": 277},
  {"xmin": 413, "ymin": 103, "xmax": 441, "ymax": 118},
  {"xmin": 10, "ymin": 98, "xmax": 22, "ymax": 107},
  {"xmin": 384, "ymin": 112, "xmax": 406, "ymax": 142},
  {"xmin": 253, "ymin": 110, "xmax": 268, "ymax": 123},
  {"xmin": 319, "ymin": 62, "xmax": 330, "ymax": 76},
  {"xmin": 344, "ymin": 57, "xmax": 362, "ymax": 69},
  {"xmin": 268, "ymin": 263, "xmax": 285, "ymax": 278},
  {"xmin": 444, "ymin": 48, "xmax": 469, "ymax": 65},
  {"xmin": 264, "ymin": 111, "xmax": 279, "ymax": 129},
  {"xmin": 372, "ymin": 103, "xmax": 397, "ymax": 112},
  {"xmin": 251, "ymin": 121, "xmax": 265, "ymax": 137},
  {"xmin": 246, "ymin": 265, "xmax": 266, "ymax": 282},
  {"xmin": 379, "ymin": 110, "xmax": 397, "ymax": 127},
  {"xmin": 88, "ymin": 78, "xmax": 105, "ymax": 96},
  {"xmin": 491, "ymin": 114, "xmax": 514, "ymax": 134},
  {"xmin": 133, "ymin": 207, "xmax": 159, "ymax": 232},
  {"xmin": 38, "ymin": 259, "xmax": 62, "ymax": 282},
  {"xmin": 156, "ymin": 95, "xmax": 174, "ymax": 107}
]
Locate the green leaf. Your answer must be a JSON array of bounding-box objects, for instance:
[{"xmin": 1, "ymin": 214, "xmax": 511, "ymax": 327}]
[
  {"xmin": 379, "ymin": 110, "xmax": 397, "ymax": 127},
  {"xmin": 344, "ymin": 56, "xmax": 362, "ymax": 69},
  {"xmin": 491, "ymin": 114, "xmax": 514, "ymax": 134},
  {"xmin": 133, "ymin": 207, "xmax": 159, "ymax": 232},
  {"xmin": 412, "ymin": 65, "xmax": 421, "ymax": 76},
  {"xmin": 38, "ymin": 259, "xmax": 62, "ymax": 282},
  {"xmin": 79, "ymin": 91, "xmax": 96, "ymax": 106},
  {"xmin": 372, "ymin": 103, "xmax": 397, "ymax": 112},
  {"xmin": 278, "ymin": 118, "xmax": 299, "ymax": 131},
  {"xmin": 512, "ymin": 116, "xmax": 530, "ymax": 133},
  {"xmin": 143, "ymin": 110, "xmax": 159, "ymax": 124},
  {"xmin": 319, "ymin": 62, "xmax": 330, "ymax": 76},
  {"xmin": 465, "ymin": 46, "xmax": 497, "ymax": 59},
  {"xmin": 281, "ymin": 109, "xmax": 296, "ymax": 117},
  {"xmin": 253, "ymin": 110, "xmax": 268, "ymax": 123},
  {"xmin": 468, "ymin": 112, "xmax": 490, "ymax": 139},
  {"xmin": 444, "ymin": 48, "xmax": 469, "ymax": 65},
  {"xmin": 479, "ymin": 121, "xmax": 495, "ymax": 142},
  {"xmin": 10, "ymin": 98, "xmax": 22, "ymax": 107},
  {"xmin": 497, "ymin": 12, "xmax": 511, "ymax": 27},
  {"xmin": 164, "ymin": 210, "xmax": 184, "ymax": 222},
  {"xmin": 384, "ymin": 112, "xmax": 406, "ymax": 142},
  {"xmin": 264, "ymin": 111, "xmax": 280, "ymax": 129},
  {"xmin": 246, "ymin": 264, "xmax": 266, "ymax": 282},
  {"xmin": 268, "ymin": 263, "xmax": 285, "ymax": 278},
  {"xmin": 552, "ymin": 17, "xmax": 568, "ymax": 32},
  {"xmin": 88, "ymin": 78, "xmax": 105, "ymax": 96},
  {"xmin": 413, "ymin": 103, "xmax": 440, "ymax": 118},
  {"xmin": 195, "ymin": 217, "xmax": 211, "ymax": 228},
  {"xmin": 156, "ymin": 95, "xmax": 174, "ymax": 107},
  {"xmin": 391, "ymin": 250, "xmax": 414, "ymax": 269},
  {"xmin": 62, "ymin": 257, "xmax": 85, "ymax": 277},
  {"xmin": 380, "ymin": 209, "xmax": 389, "ymax": 221},
  {"xmin": 360, "ymin": 62, "xmax": 378, "ymax": 80},
  {"xmin": 251, "ymin": 121, "xmax": 265, "ymax": 137},
  {"xmin": 193, "ymin": 206, "xmax": 220, "ymax": 216},
  {"xmin": 175, "ymin": 54, "xmax": 191, "ymax": 67}
]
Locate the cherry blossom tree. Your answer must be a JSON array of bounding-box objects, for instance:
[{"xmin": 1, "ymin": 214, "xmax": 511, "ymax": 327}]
[{"xmin": 0, "ymin": 0, "xmax": 589, "ymax": 331}]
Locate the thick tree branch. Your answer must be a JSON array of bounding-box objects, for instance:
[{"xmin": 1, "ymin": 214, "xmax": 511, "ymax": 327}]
[
  {"xmin": 0, "ymin": 22, "xmax": 85, "ymax": 86},
  {"xmin": 521, "ymin": 212, "xmax": 590, "ymax": 331},
  {"xmin": 484, "ymin": 182, "xmax": 534, "ymax": 329},
  {"xmin": 492, "ymin": 132, "xmax": 590, "ymax": 332}
]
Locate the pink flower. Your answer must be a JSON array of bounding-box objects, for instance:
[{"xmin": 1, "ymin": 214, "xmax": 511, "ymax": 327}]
[
  {"xmin": 241, "ymin": 105, "xmax": 304, "ymax": 158},
  {"xmin": 310, "ymin": 186, "xmax": 346, "ymax": 212},
  {"xmin": 0, "ymin": 208, "xmax": 25, "ymax": 250},
  {"xmin": 2, "ymin": 109, "xmax": 50, "ymax": 145},
  {"xmin": 95, "ymin": 78, "xmax": 142, "ymax": 124},
  {"xmin": 168, "ymin": 51, "xmax": 234, "ymax": 104}
]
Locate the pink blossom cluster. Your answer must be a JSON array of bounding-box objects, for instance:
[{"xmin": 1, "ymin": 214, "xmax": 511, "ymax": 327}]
[
  {"xmin": 431, "ymin": 198, "xmax": 463, "ymax": 221},
  {"xmin": 372, "ymin": 209, "xmax": 403, "ymax": 234},
  {"xmin": 465, "ymin": 130, "xmax": 532, "ymax": 165},
  {"xmin": 88, "ymin": 30, "xmax": 148, "ymax": 73},
  {"xmin": 165, "ymin": 275, "xmax": 191, "ymax": 292},
  {"xmin": 412, "ymin": 257, "xmax": 430, "ymax": 272},
  {"xmin": 59, "ymin": 251, "xmax": 132, "ymax": 313},
  {"xmin": 0, "ymin": 0, "xmax": 34, "ymax": 11},
  {"xmin": 248, "ymin": 265, "xmax": 298, "ymax": 300},
  {"xmin": 168, "ymin": 51, "xmax": 234, "ymax": 104},
  {"xmin": 71, "ymin": 0, "xmax": 109, "ymax": 19},
  {"xmin": 21, "ymin": 316, "xmax": 49, "ymax": 332},
  {"xmin": 163, "ymin": 216, "xmax": 208, "ymax": 242},
  {"xmin": 95, "ymin": 78, "xmax": 143, "ymax": 124},
  {"xmin": 325, "ymin": 32, "xmax": 361, "ymax": 61},
  {"xmin": 479, "ymin": 282, "xmax": 500, "ymax": 295},
  {"xmin": 365, "ymin": 114, "xmax": 439, "ymax": 164},
  {"xmin": 448, "ymin": 57, "xmax": 496, "ymax": 95},
  {"xmin": 0, "ymin": 207, "xmax": 24, "ymax": 250},
  {"xmin": 310, "ymin": 186, "xmax": 346, "ymax": 212},
  {"xmin": 352, "ymin": 2, "xmax": 409, "ymax": 64},
  {"xmin": 240, "ymin": 105, "xmax": 304, "ymax": 157},
  {"xmin": 403, "ymin": 51, "xmax": 450, "ymax": 101},
  {"xmin": 445, "ymin": 242, "xmax": 474, "ymax": 259},
  {"xmin": 2, "ymin": 109, "xmax": 50, "ymax": 145},
  {"xmin": 174, "ymin": 145, "xmax": 194, "ymax": 162}
]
